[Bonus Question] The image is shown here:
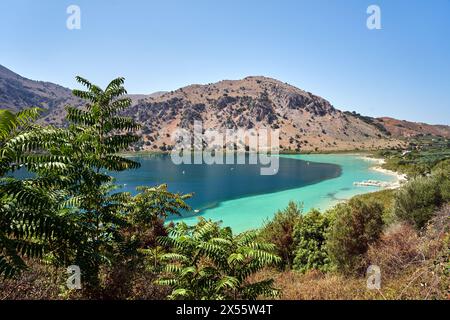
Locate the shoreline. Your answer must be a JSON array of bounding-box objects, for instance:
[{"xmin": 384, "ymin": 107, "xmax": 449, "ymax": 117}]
[
  {"xmin": 358, "ymin": 155, "xmax": 407, "ymax": 189},
  {"xmin": 160, "ymin": 153, "xmax": 408, "ymax": 232},
  {"xmin": 118, "ymin": 149, "xmax": 377, "ymax": 157}
]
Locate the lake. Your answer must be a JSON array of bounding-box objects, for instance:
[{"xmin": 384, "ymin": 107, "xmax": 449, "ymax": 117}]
[{"xmin": 113, "ymin": 154, "xmax": 397, "ymax": 232}]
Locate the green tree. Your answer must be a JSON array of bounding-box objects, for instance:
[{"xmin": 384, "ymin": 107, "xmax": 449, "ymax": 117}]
[
  {"xmin": 259, "ymin": 201, "xmax": 302, "ymax": 269},
  {"xmin": 326, "ymin": 199, "xmax": 384, "ymax": 274},
  {"xmin": 129, "ymin": 184, "xmax": 192, "ymax": 224},
  {"xmin": 0, "ymin": 108, "xmax": 41, "ymax": 142},
  {"xmin": 95, "ymin": 184, "xmax": 193, "ymax": 299},
  {"xmin": 393, "ymin": 170, "xmax": 450, "ymax": 229},
  {"xmin": 293, "ymin": 209, "xmax": 332, "ymax": 273},
  {"xmin": 126, "ymin": 184, "xmax": 192, "ymax": 248},
  {"xmin": 157, "ymin": 220, "xmax": 281, "ymax": 300},
  {"xmin": 55, "ymin": 76, "xmax": 142, "ymax": 293},
  {"xmin": 0, "ymin": 108, "xmax": 75, "ymax": 278}
]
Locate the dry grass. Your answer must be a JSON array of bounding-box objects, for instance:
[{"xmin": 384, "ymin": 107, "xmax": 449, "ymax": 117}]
[
  {"xmin": 0, "ymin": 261, "xmax": 66, "ymax": 300},
  {"xmin": 0, "ymin": 259, "xmax": 170, "ymax": 300},
  {"xmin": 251, "ymin": 269, "xmax": 369, "ymax": 300}
]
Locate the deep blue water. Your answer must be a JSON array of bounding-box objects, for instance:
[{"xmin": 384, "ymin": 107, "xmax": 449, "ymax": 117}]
[
  {"xmin": 112, "ymin": 154, "xmax": 341, "ymax": 216},
  {"xmin": 10, "ymin": 154, "xmax": 397, "ymax": 231}
]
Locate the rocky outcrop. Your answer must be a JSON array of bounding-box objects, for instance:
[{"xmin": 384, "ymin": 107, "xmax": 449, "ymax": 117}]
[{"xmin": 121, "ymin": 76, "xmax": 406, "ymax": 152}]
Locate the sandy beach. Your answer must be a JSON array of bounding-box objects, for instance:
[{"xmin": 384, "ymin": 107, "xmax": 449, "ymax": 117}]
[{"xmin": 358, "ymin": 155, "xmax": 407, "ymax": 189}]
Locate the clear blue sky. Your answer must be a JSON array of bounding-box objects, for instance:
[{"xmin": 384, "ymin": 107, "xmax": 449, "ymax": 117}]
[{"xmin": 1, "ymin": 0, "xmax": 449, "ymax": 124}]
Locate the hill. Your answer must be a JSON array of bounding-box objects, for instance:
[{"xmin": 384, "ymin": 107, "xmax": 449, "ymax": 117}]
[
  {"xmin": 127, "ymin": 76, "xmax": 403, "ymax": 152},
  {"xmin": 375, "ymin": 117, "xmax": 450, "ymax": 138},
  {"xmin": 2, "ymin": 64, "xmax": 449, "ymax": 152},
  {"xmin": 0, "ymin": 64, "xmax": 82, "ymax": 125}
]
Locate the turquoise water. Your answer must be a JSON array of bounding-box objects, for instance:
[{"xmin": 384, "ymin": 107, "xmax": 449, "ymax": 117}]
[
  {"xmin": 12, "ymin": 153, "xmax": 397, "ymax": 233},
  {"xmin": 174, "ymin": 154, "xmax": 397, "ymax": 232},
  {"xmin": 112, "ymin": 153, "xmax": 341, "ymax": 213}
]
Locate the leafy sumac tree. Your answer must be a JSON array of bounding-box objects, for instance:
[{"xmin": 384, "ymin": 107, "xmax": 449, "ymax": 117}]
[
  {"xmin": 0, "ymin": 108, "xmax": 76, "ymax": 278},
  {"xmin": 0, "ymin": 77, "xmax": 142, "ymax": 294},
  {"xmin": 157, "ymin": 219, "xmax": 281, "ymax": 300},
  {"xmin": 55, "ymin": 77, "xmax": 142, "ymax": 293}
]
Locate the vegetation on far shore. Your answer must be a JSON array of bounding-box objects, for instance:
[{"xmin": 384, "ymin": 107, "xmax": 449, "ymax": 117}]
[
  {"xmin": 376, "ymin": 135, "xmax": 450, "ymax": 177},
  {"xmin": 0, "ymin": 77, "xmax": 448, "ymax": 300}
]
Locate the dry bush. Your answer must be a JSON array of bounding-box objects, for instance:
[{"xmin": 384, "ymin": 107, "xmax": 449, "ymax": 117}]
[
  {"xmin": 253, "ymin": 265, "xmax": 447, "ymax": 300},
  {"xmin": 250, "ymin": 269, "xmax": 369, "ymax": 300},
  {"xmin": 98, "ymin": 259, "xmax": 171, "ymax": 299},
  {"xmin": 0, "ymin": 261, "xmax": 169, "ymax": 300},
  {"xmin": 366, "ymin": 222, "xmax": 422, "ymax": 279},
  {"xmin": 382, "ymin": 204, "xmax": 449, "ymax": 300},
  {"xmin": 128, "ymin": 269, "xmax": 171, "ymax": 300},
  {"xmin": 0, "ymin": 260, "xmax": 66, "ymax": 300},
  {"xmin": 421, "ymin": 204, "xmax": 449, "ymax": 257},
  {"xmin": 101, "ymin": 261, "xmax": 170, "ymax": 300},
  {"xmin": 365, "ymin": 204, "xmax": 449, "ymax": 300},
  {"xmin": 416, "ymin": 204, "xmax": 449, "ymax": 299}
]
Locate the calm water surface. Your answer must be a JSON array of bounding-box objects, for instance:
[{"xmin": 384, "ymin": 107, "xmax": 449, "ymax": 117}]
[
  {"xmin": 112, "ymin": 154, "xmax": 396, "ymax": 232},
  {"xmin": 113, "ymin": 154, "xmax": 341, "ymax": 213}
]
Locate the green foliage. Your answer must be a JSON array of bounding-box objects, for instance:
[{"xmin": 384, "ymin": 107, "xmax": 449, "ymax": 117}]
[
  {"xmin": 259, "ymin": 201, "xmax": 302, "ymax": 269},
  {"xmin": 0, "ymin": 108, "xmax": 77, "ymax": 278},
  {"xmin": 432, "ymin": 158, "xmax": 450, "ymax": 174},
  {"xmin": 0, "ymin": 108, "xmax": 41, "ymax": 141},
  {"xmin": 129, "ymin": 184, "xmax": 192, "ymax": 224},
  {"xmin": 393, "ymin": 170, "xmax": 450, "ymax": 230},
  {"xmin": 0, "ymin": 77, "xmax": 144, "ymax": 289},
  {"xmin": 157, "ymin": 219, "xmax": 281, "ymax": 300},
  {"xmin": 65, "ymin": 76, "xmax": 141, "ymax": 172},
  {"xmin": 378, "ymin": 136, "xmax": 450, "ymax": 177},
  {"xmin": 326, "ymin": 198, "xmax": 384, "ymax": 275},
  {"xmin": 54, "ymin": 77, "xmax": 142, "ymax": 293},
  {"xmin": 139, "ymin": 246, "xmax": 166, "ymax": 273},
  {"xmin": 352, "ymin": 189, "xmax": 396, "ymax": 224},
  {"xmin": 125, "ymin": 184, "xmax": 192, "ymax": 252},
  {"xmin": 292, "ymin": 209, "xmax": 332, "ymax": 273}
]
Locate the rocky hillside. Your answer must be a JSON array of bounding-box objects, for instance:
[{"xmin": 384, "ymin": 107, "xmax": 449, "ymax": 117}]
[
  {"xmin": 0, "ymin": 64, "xmax": 82, "ymax": 125},
  {"xmin": 2, "ymin": 64, "xmax": 449, "ymax": 152},
  {"xmin": 374, "ymin": 117, "xmax": 450, "ymax": 138},
  {"xmin": 127, "ymin": 76, "xmax": 403, "ymax": 152}
]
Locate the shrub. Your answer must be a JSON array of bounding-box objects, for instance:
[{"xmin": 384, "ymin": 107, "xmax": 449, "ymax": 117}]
[
  {"xmin": 366, "ymin": 223, "xmax": 421, "ymax": 279},
  {"xmin": 250, "ymin": 269, "xmax": 368, "ymax": 300},
  {"xmin": 0, "ymin": 260, "xmax": 68, "ymax": 300},
  {"xmin": 292, "ymin": 209, "xmax": 332, "ymax": 273},
  {"xmin": 393, "ymin": 170, "xmax": 450, "ymax": 230},
  {"xmin": 432, "ymin": 159, "xmax": 450, "ymax": 173},
  {"xmin": 353, "ymin": 189, "xmax": 395, "ymax": 224},
  {"xmin": 157, "ymin": 220, "xmax": 281, "ymax": 300},
  {"xmin": 326, "ymin": 198, "xmax": 384, "ymax": 275},
  {"xmin": 259, "ymin": 201, "xmax": 302, "ymax": 269}
]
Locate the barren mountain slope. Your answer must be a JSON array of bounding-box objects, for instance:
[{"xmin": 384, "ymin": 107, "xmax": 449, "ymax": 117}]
[
  {"xmin": 3, "ymin": 64, "xmax": 448, "ymax": 152},
  {"xmin": 0, "ymin": 64, "xmax": 83, "ymax": 124},
  {"xmin": 375, "ymin": 117, "xmax": 450, "ymax": 138},
  {"xmin": 126, "ymin": 76, "xmax": 404, "ymax": 152}
]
